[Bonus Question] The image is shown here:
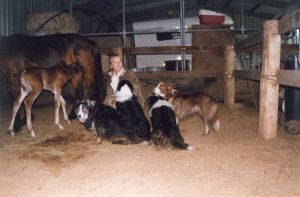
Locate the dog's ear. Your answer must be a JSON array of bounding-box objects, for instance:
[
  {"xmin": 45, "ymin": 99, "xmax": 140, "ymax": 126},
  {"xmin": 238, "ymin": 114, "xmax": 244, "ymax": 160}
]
[
  {"xmin": 170, "ymin": 83, "xmax": 176, "ymax": 89},
  {"xmin": 87, "ymin": 100, "xmax": 96, "ymax": 107},
  {"xmin": 166, "ymin": 83, "xmax": 173, "ymax": 91},
  {"xmin": 145, "ymin": 94, "xmax": 152, "ymax": 104},
  {"xmin": 75, "ymin": 100, "xmax": 81, "ymax": 105}
]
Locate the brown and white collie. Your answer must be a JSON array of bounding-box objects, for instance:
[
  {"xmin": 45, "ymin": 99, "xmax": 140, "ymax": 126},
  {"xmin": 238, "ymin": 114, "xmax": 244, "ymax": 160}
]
[{"xmin": 153, "ymin": 82, "xmax": 220, "ymax": 136}]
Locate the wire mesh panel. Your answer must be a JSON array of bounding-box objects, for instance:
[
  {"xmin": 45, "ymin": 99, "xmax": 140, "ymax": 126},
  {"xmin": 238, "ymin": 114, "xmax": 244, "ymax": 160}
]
[{"xmin": 5, "ymin": 0, "xmax": 266, "ymax": 70}]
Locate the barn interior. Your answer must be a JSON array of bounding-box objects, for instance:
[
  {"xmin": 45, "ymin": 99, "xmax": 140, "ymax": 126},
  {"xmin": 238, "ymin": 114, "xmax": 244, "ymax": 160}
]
[{"xmin": 1, "ymin": 0, "xmax": 300, "ymax": 196}]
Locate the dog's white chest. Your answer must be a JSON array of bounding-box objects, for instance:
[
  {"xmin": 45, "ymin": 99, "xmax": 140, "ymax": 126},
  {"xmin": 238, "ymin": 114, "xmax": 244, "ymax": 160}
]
[{"xmin": 149, "ymin": 100, "xmax": 173, "ymax": 117}]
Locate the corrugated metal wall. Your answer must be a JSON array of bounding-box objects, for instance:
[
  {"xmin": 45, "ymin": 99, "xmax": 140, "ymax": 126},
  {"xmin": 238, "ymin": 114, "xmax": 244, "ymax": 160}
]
[
  {"xmin": 26, "ymin": 0, "xmax": 67, "ymax": 14},
  {"xmin": 0, "ymin": 0, "xmax": 14, "ymax": 36},
  {"xmin": 0, "ymin": 0, "xmax": 67, "ymax": 36},
  {"xmin": 0, "ymin": 0, "xmax": 27, "ymax": 36},
  {"xmin": 233, "ymin": 14, "xmax": 264, "ymax": 30}
]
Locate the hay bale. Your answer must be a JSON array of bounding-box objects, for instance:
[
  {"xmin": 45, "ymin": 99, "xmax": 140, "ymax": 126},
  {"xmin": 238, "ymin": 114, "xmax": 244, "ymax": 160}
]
[
  {"xmin": 90, "ymin": 36, "xmax": 135, "ymax": 72},
  {"xmin": 27, "ymin": 12, "xmax": 79, "ymax": 34}
]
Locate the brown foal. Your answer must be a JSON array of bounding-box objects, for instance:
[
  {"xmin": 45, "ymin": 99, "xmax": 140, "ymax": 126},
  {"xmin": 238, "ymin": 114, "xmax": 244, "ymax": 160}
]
[{"xmin": 8, "ymin": 62, "xmax": 82, "ymax": 137}]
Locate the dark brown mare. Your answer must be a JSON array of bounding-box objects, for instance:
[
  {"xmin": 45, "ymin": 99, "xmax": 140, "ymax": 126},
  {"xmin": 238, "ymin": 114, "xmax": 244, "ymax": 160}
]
[{"xmin": 0, "ymin": 34, "xmax": 105, "ymax": 133}]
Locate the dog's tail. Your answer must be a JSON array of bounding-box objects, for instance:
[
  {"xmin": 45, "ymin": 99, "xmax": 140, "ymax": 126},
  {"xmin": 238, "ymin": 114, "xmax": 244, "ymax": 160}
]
[
  {"xmin": 208, "ymin": 103, "xmax": 220, "ymax": 133},
  {"xmin": 170, "ymin": 132, "xmax": 194, "ymax": 151},
  {"xmin": 213, "ymin": 118, "xmax": 220, "ymax": 132},
  {"xmin": 172, "ymin": 141, "xmax": 193, "ymax": 150}
]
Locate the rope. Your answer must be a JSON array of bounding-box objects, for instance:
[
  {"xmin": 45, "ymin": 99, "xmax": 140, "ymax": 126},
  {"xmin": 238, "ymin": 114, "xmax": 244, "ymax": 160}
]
[
  {"xmin": 261, "ymin": 74, "xmax": 277, "ymax": 82},
  {"xmin": 224, "ymin": 71, "xmax": 234, "ymax": 79}
]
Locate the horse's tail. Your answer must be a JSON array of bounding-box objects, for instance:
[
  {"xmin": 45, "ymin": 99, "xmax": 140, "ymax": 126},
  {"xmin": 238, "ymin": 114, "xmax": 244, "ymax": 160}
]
[{"xmin": 92, "ymin": 43, "xmax": 105, "ymax": 103}]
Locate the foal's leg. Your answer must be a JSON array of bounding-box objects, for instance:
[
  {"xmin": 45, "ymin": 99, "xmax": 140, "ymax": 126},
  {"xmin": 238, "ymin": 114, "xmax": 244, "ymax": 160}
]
[
  {"xmin": 60, "ymin": 95, "xmax": 70, "ymax": 125},
  {"xmin": 8, "ymin": 88, "xmax": 29, "ymax": 136},
  {"xmin": 24, "ymin": 90, "xmax": 41, "ymax": 137},
  {"xmin": 54, "ymin": 90, "xmax": 64, "ymax": 130}
]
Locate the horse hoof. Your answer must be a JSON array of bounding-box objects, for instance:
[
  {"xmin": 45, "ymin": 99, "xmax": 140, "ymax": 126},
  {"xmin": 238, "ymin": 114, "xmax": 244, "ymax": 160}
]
[
  {"xmin": 57, "ymin": 124, "xmax": 64, "ymax": 130},
  {"xmin": 30, "ymin": 131, "xmax": 36, "ymax": 138},
  {"xmin": 7, "ymin": 129, "xmax": 15, "ymax": 137}
]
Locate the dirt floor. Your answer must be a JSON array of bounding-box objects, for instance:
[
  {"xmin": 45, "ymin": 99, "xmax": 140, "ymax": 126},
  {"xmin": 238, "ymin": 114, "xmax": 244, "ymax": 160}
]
[{"xmin": 1, "ymin": 102, "xmax": 300, "ymax": 197}]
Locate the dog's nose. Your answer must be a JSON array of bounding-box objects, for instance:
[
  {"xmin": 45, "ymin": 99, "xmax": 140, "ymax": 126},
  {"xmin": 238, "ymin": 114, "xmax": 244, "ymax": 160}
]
[{"xmin": 77, "ymin": 114, "xmax": 81, "ymax": 119}]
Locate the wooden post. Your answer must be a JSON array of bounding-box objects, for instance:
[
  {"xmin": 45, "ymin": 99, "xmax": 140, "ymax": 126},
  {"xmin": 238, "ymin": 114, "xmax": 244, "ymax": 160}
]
[
  {"xmin": 224, "ymin": 44, "xmax": 235, "ymax": 107},
  {"xmin": 258, "ymin": 20, "xmax": 281, "ymax": 139}
]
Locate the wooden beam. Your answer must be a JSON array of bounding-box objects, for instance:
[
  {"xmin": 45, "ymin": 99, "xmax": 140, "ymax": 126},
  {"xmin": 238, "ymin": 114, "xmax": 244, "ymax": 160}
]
[
  {"xmin": 136, "ymin": 70, "xmax": 218, "ymax": 79},
  {"xmin": 258, "ymin": 20, "xmax": 281, "ymax": 140},
  {"xmin": 240, "ymin": 44, "xmax": 298, "ymax": 53},
  {"xmin": 278, "ymin": 9, "xmax": 300, "ymax": 35},
  {"xmin": 278, "ymin": 70, "xmax": 300, "ymax": 88},
  {"xmin": 234, "ymin": 70, "xmax": 261, "ymax": 81},
  {"xmin": 100, "ymin": 45, "xmax": 226, "ymax": 55},
  {"xmin": 235, "ymin": 69, "xmax": 300, "ymax": 87},
  {"xmin": 224, "ymin": 44, "xmax": 235, "ymax": 107},
  {"xmin": 124, "ymin": 46, "xmax": 199, "ymax": 55},
  {"xmin": 124, "ymin": 46, "xmax": 224, "ymax": 55},
  {"xmin": 281, "ymin": 44, "xmax": 299, "ymax": 53}
]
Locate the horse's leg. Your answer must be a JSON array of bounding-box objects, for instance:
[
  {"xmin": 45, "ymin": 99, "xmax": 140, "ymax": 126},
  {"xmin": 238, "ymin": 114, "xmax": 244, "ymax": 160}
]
[
  {"xmin": 68, "ymin": 76, "xmax": 84, "ymax": 120},
  {"xmin": 24, "ymin": 90, "xmax": 41, "ymax": 137},
  {"xmin": 54, "ymin": 90, "xmax": 64, "ymax": 130},
  {"xmin": 60, "ymin": 95, "xmax": 70, "ymax": 125},
  {"xmin": 8, "ymin": 83, "xmax": 25, "ymax": 132},
  {"xmin": 8, "ymin": 88, "xmax": 29, "ymax": 136}
]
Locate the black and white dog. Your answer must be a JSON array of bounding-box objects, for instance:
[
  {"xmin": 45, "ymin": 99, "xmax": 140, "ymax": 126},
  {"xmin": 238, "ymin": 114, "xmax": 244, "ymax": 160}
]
[
  {"xmin": 146, "ymin": 95, "xmax": 193, "ymax": 150},
  {"xmin": 75, "ymin": 100, "xmax": 146, "ymax": 145},
  {"xmin": 115, "ymin": 80, "xmax": 151, "ymax": 144}
]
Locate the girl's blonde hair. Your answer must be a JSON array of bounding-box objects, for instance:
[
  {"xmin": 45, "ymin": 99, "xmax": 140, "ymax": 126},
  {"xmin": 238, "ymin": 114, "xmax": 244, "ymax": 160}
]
[{"xmin": 109, "ymin": 54, "xmax": 123, "ymax": 64}]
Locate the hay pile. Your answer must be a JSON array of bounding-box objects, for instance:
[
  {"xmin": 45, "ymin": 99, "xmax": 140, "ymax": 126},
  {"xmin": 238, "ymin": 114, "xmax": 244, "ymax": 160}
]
[{"xmin": 26, "ymin": 12, "xmax": 79, "ymax": 35}]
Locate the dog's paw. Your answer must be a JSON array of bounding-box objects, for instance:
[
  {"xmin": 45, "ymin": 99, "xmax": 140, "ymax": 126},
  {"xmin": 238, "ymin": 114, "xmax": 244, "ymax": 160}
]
[
  {"xmin": 140, "ymin": 140, "xmax": 151, "ymax": 146},
  {"xmin": 186, "ymin": 145, "xmax": 194, "ymax": 151}
]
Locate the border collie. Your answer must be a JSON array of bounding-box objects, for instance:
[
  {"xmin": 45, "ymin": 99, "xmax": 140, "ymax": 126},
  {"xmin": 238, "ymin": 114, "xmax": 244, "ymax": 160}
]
[
  {"xmin": 115, "ymin": 80, "xmax": 151, "ymax": 144},
  {"xmin": 75, "ymin": 99, "xmax": 146, "ymax": 145},
  {"xmin": 146, "ymin": 95, "xmax": 193, "ymax": 150},
  {"xmin": 153, "ymin": 82, "xmax": 220, "ymax": 136}
]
